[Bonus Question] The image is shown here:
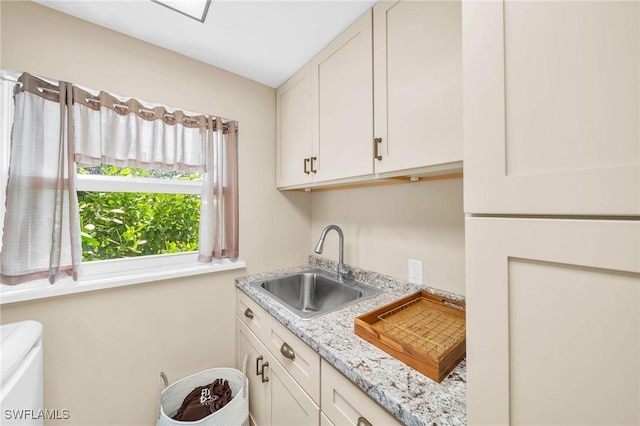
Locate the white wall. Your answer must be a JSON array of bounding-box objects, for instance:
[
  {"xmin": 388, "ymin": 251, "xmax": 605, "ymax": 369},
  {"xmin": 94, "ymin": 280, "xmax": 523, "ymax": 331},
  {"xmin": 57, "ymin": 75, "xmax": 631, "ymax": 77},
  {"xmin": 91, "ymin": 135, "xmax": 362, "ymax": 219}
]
[
  {"xmin": 310, "ymin": 178, "xmax": 465, "ymax": 296},
  {"xmin": 0, "ymin": 2, "xmax": 310, "ymax": 425}
]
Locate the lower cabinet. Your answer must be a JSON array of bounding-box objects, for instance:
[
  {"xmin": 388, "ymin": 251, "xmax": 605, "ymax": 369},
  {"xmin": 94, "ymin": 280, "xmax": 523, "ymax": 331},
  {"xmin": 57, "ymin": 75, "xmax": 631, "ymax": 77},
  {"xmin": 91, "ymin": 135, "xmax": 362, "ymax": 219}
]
[
  {"xmin": 236, "ymin": 289, "xmax": 401, "ymax": 426},
  {"xmin": 237, "ymin": 320, "xmax": 319, "ymax": 426},
  {"xmin": 321, "ymin": 360, "xmax": 401, "ymax": 426},
  {"xmin": 320, "ymin": 412, "xmax": 335, "ymax": 426}
]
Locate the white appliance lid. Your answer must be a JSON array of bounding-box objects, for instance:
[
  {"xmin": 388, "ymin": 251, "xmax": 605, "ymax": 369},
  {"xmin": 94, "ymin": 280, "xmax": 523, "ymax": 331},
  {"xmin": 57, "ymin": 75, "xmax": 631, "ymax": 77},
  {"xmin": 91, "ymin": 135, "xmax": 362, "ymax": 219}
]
[{"xmin": 0, "ymin": 320, "xmax": 43, "ymax": 384}]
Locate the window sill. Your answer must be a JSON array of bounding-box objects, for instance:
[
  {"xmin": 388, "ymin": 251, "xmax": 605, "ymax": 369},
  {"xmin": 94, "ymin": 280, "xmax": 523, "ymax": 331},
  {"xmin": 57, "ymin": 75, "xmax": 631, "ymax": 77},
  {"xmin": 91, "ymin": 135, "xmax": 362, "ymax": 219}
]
[{"xmin": 0, "ymin": 253, "xmax": 246, "ymax": 305}]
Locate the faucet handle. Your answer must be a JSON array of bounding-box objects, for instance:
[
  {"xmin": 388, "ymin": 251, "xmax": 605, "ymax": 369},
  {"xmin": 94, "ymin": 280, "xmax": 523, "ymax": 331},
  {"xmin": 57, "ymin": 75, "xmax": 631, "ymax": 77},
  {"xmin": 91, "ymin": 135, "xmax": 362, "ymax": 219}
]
[{"xmin": 339, "ymin": 266, "xmax": 354, "ymax": 280}]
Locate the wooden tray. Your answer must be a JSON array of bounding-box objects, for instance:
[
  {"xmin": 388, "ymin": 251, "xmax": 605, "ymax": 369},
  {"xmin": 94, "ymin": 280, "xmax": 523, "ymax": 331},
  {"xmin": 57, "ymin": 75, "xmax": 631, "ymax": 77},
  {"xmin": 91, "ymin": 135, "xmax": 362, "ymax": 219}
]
[{"xmin": 354, "ymin": 291, "xmax": 466, "ymax": 383}]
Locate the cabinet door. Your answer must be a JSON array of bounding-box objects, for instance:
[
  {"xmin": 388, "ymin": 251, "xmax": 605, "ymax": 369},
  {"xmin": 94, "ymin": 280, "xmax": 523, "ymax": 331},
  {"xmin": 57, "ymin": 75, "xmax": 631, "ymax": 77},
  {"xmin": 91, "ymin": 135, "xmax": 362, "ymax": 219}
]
[
  {"xmin": 320, "ymin": 361, "xmax": 401, "ymax": 426},
  {"xmin": 267, "ymin": 352, "xmax": 319, "ymax": 426},
  {"xmin": 463, "ymin": 1, "xmax": 640, "ymax": 215},
  {"xmin": 320, "ymin": 413, "xmax": 335, "ymax": 426},
  {"xmin": 311, "ymin": 10, "xmax": 373, "ymax": 182},
  {"xmin": 373, "ymin": 0, "xmax": 462, "ymax": 174},
  {"xmin": 466, "ymin": 218, "xmax": 640, "ymax": 425},
  {"xmin": 276, "ymin": 64, "xmax": 313, "ymax": 188},
  {"xmin": 237, "ymin": 320, "xmax": 269, "ymax": 426},
  {"xmin": 237, "ymin": 319, "xmax": 319, "ymax": 426}
]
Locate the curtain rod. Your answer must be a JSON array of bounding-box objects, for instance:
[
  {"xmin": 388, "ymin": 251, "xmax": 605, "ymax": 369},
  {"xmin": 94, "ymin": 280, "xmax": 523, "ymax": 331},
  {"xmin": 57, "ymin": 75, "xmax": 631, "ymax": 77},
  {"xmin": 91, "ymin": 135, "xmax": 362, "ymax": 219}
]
[
  {"xmin": 0, "ymin": 75, "xmax": 20, "ymax": 84},
  {"xmin": 1, "ymin": 75, "xmax": 60, "ymax": 95},
  {"xmin": 1, "ymin": 72, "xmax": 233, "ymax": 129}
]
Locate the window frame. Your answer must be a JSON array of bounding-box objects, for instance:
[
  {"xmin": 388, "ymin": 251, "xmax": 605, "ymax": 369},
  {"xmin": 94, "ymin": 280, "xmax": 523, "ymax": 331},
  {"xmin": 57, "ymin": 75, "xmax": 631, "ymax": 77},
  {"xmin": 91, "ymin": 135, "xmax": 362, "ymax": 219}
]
[
  {"xmin": 77, "ymin": 173, "xmax": 202, "ymax": 195},
  {"xmin": 1, "ymin": 171, "xmax": 247, "ymax": 304}
]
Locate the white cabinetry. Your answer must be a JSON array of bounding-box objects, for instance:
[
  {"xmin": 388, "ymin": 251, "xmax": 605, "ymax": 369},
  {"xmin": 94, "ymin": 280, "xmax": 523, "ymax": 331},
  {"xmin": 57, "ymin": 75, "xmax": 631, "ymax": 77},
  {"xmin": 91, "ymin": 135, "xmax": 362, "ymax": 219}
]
[
  {"xmin": 373, "ymin": 0, "xmax": 462, "ymax": 175},
  {"xmin": 236, "ymin": 290, "xmax": 402, "ymax": 426},
  {"xmin": 311, "ymin": 9, "xmax": 373, "ymax": 183},
  {"xmin": 463, "ymin": 1, "xmax": 640, "ymax": 425},
  {"xmin": 321, "ymin": 360, "xmax": 401, "ymax": 426},
  {"xmin": 463, "ymin": 0, "xmax": 639, "ymax": 215},
  {"xmin": 276, "ymin": 9, "xmax": 373, "ymax": 188},
  {"xmin": 276, "ymin": 64, "xmax": 313, "ymax": 188},
  {"xmin": 264, "ymin": 314, "xmax": 320, "ymax": 403},
  {"xmin": 276, "ymin": 0, "xmax": 464, "ymax": 190},
  {"xmin": 465, "ymin": 218, "xmax": 639, "ymax": 425},
  {"xmin": 236, "ymin": 291, "xmax": 319, "ymax": 426}
]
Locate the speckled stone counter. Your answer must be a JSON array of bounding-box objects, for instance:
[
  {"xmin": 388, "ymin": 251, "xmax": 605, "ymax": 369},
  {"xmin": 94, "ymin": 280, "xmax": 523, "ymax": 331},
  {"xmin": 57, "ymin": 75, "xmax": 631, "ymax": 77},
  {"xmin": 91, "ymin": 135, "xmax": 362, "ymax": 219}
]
[{"xmin": 235, "ymin": 256, "xmax": 466, "ymax": 426}]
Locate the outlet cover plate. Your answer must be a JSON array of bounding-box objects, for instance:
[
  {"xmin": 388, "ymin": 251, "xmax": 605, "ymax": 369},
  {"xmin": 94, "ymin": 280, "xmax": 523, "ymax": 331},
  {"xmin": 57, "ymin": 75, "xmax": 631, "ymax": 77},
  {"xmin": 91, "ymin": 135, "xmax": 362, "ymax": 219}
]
[{"xmin": 408, "ymin": 259, "xmax": 423, "ymax": 285}]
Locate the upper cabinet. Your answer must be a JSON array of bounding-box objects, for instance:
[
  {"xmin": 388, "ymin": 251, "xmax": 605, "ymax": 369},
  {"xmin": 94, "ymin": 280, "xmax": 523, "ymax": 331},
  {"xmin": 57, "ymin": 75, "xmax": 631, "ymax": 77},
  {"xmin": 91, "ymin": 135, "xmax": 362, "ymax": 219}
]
[
  {"xmin": 312, "ymin": 10, "xmax": 374, "ymax": 183},
  {"xmin": 276, "ymin": 1, "xmax": 463, "ymax": 190},
  {"xmin": 373, "ymin": 0, "xmax": 462, "ymax": 174},
  {"xmin": 276, "ymin": 64, "xmax": 313, "ymax": 188},
  {"xmin": 276, "ymin": 12, "xmax": 373, "ymax": 188},
  {"xmin": 463, "ymin": 0, "xmax": 640, "ymax": 215}
]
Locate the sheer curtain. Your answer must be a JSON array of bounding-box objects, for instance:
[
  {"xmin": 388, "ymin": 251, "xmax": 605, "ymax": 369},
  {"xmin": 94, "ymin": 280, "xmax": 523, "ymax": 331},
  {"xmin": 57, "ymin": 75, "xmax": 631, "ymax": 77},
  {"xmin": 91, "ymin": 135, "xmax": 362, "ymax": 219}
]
[
  {"xmin": 199, "ymin": 117, "xmax": 239, "ymax": 261},
  {"xmin": 72, "ymin": 86, "xmax": 239, "ymax": 262},
  {"xmin": 72, "ymin": 86, "xmax": 208, "ymax": 172},
  {"xmin": 0, "ymin": 77, "xmax": 15, "ymax": 255},
  {"xmin": 0, "ymin": 73, "xmax": 81, "ymax": 284},
  {"xmin": 1, "ymin": 71, "xmax": 239, "ymax": 286}
]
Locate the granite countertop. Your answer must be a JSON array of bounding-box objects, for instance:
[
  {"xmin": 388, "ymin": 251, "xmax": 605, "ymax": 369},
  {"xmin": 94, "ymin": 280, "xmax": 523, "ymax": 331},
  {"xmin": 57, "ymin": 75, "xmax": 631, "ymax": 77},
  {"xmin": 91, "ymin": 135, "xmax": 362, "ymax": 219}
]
[{"xmin": 235, "ymin": 256, "xmax": 466, "ymax": 426}]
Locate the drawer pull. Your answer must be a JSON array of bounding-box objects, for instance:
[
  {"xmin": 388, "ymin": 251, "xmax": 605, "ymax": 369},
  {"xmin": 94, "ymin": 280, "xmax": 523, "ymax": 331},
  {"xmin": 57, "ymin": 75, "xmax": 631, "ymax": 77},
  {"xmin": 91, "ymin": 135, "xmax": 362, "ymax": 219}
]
[
  {"xmin": 357, "ymin": 417, "xmax": 372, "ymax": 426},
  {"xmin": 244, "ymin": 308, "xmax": 254, "ymax": 319},
  {"xmin": 280, "ymin": 342, "xmax": 296, "ymax": 360}
]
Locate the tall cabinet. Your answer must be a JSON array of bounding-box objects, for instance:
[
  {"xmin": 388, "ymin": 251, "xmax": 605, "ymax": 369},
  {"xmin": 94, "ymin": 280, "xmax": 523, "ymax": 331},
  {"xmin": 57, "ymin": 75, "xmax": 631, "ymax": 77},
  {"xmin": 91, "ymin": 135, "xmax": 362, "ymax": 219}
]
[{"xmin": 464, "ymin": 1, "xmax": 640, "ymax": 425}]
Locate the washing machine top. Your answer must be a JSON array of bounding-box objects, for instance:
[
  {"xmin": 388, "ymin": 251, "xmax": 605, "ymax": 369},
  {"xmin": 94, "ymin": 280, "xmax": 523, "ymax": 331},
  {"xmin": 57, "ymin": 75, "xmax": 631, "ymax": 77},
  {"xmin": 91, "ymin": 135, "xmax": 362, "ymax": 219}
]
[{"xmin": 0, "ymin": 320, "xmax": 43, "ymax": 385}]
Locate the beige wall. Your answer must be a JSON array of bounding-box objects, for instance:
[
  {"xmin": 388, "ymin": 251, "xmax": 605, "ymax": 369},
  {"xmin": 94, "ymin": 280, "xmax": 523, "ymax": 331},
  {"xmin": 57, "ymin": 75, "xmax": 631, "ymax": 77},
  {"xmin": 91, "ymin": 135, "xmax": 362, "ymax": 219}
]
[
  {"xmin": 310, "ymin": 178, "xmax": 465, "ymax": 296},
  {"xmin": 0, "ymin": 1, "xmax": 310, "ymax": 425}
]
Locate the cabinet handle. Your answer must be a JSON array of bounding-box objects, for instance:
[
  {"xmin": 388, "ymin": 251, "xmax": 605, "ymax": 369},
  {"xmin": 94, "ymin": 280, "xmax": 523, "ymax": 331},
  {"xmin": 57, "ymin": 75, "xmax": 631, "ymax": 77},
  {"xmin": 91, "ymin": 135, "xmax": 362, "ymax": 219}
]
[
  {"xmin": 357, "ymin": 417, "xmax": 372, "ymax": 426},
  {"xmin": 374, "ymin": 137, "xmax": 382, "ymax": 160},
  {"xmin": 280, "ymin": 342, "xmax": 296, "ymax": 360},
  {"xmin": 304, "ymin": 158, "xmax": 310, "ymax": 174},
  {"xmin": 310, "ymin": 156, "xmax": 317, "ymax": 173},
  {"xmin": 256, "ymin": 355, "xmax": 265, "ymax": 376},
  {"xmin": 257, "ymin": 357, "xmax": 270, "ymax": 383},
  {"xmin": 256, "ymin": 355, "xmax": 269, "ymax": 382},
  {"xmin": 244, "ymin": 308, "xmax": 254, "ymax": 319}
]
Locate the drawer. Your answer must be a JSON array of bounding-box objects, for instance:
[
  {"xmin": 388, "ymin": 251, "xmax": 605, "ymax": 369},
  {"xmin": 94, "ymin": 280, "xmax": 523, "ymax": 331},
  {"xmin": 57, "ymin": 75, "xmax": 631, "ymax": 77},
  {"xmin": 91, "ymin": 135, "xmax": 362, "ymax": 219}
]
[
  {"xmin": 236, "ymin": 289, "xmax": 267, "ymax": 342},
  {"xmin": 266, "ymin": 314, "xmax": 321, "ymax": 404},
  {"xmin": 321, "ymin": 360, "xmax": 401, "ymax": 426}
]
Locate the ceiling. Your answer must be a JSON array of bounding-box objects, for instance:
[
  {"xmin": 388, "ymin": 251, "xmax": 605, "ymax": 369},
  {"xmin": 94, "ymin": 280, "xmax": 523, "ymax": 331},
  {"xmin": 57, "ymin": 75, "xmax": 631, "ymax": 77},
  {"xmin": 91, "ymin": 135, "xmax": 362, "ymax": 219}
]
[{"xmin": 34, "ymin": 0, "xmax": 377, "ymax": 88}]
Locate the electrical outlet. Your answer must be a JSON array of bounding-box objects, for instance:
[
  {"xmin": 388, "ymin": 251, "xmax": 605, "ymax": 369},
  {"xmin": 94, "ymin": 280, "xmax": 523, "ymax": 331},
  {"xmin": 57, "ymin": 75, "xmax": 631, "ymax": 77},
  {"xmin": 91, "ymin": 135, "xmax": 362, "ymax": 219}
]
[{"xmin": 408, "ymin": 259, "xmax": 423, "ymax": 284}]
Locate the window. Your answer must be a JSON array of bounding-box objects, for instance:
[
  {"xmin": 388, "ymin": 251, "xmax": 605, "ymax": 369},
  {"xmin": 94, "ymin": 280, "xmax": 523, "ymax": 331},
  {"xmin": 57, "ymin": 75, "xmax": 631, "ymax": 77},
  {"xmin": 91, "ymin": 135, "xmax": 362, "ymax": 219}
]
[
  {"xmin": 0, "ymin": 70, "xmax": 241, "ymax": 301},
  {"xmin": 77, "ymin": 165, "xmax": 202, "ymax": 261}
]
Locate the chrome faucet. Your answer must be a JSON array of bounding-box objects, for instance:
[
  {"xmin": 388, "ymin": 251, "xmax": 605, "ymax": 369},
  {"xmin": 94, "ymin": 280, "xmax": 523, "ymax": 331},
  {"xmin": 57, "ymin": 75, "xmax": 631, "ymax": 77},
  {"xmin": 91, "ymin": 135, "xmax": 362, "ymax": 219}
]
[{"xmin": 313, "ymin": 225, "xmax": 353, "ymax": 282}]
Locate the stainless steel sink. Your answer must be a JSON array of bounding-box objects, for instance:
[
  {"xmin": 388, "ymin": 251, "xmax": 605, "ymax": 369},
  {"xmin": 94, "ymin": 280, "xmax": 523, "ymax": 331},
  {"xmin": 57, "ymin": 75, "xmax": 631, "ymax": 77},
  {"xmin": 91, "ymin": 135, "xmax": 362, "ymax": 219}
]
[{"xmin": 250, "ymin": 269, "xmax": 382, "ymax": 319}]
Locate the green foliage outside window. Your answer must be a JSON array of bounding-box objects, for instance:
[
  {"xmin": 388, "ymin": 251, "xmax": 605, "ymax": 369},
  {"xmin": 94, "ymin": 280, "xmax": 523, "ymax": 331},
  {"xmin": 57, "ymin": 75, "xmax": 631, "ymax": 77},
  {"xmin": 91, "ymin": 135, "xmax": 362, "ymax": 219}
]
[{"xmin": 78, "ymin": 165, "xmax": 201, "ymax": 262}]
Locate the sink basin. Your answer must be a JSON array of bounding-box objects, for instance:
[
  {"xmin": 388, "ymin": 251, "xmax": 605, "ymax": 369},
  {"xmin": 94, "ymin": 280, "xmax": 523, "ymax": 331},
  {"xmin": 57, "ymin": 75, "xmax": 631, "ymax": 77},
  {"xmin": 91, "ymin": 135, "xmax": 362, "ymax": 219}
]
[{"xmin": 251, "ymin": 269, "xmax": 382, "ymax": 319}]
